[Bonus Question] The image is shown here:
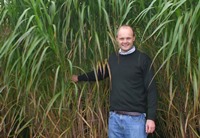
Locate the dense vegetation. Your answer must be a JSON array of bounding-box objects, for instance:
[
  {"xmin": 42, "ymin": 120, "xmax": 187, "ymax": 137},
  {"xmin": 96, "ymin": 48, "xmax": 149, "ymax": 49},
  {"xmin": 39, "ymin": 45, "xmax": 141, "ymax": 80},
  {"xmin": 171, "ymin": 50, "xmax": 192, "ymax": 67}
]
[{"xmin": 0, "ymin": 0, "xmax": 199, "ymax": 137}]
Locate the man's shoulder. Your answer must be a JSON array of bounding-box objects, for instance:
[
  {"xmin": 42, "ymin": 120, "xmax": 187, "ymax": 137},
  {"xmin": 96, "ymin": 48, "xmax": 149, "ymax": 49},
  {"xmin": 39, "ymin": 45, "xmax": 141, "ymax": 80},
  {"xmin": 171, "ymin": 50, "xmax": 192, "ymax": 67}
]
[
  {"xmin": 135, "ymin": 50, "xmax": 152, "ymax": 65},
  {"xmin": 136, "ymin": 49, "xmax": 151, "ymax": 59},
  {"xmin": 109, "ymin": 52, "xmax": 118, "ymax": 58}
]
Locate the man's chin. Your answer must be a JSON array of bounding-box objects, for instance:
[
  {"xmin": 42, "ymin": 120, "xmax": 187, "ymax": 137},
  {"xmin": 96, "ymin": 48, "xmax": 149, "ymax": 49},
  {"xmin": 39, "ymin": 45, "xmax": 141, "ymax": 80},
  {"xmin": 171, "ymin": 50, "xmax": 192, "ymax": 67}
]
[{"xmin": 121, "ymin": 48, "xmax": 131, "ymax": 52}]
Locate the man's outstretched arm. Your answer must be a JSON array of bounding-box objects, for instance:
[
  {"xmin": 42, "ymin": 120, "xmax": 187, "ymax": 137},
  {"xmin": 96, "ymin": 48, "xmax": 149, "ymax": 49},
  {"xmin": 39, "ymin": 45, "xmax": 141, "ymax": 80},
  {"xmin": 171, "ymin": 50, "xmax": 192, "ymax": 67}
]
[{"xmin": 71, "ymin": 64, "xmax": 109, "ymax": 82}]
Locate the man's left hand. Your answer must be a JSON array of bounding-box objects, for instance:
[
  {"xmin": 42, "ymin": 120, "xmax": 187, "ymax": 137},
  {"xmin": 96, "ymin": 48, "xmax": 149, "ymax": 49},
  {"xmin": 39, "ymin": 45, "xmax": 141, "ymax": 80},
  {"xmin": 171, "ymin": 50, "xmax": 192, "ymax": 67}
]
[{"xmin": 146, "ymin": 119, "xmax": 155, "ymax": 134}]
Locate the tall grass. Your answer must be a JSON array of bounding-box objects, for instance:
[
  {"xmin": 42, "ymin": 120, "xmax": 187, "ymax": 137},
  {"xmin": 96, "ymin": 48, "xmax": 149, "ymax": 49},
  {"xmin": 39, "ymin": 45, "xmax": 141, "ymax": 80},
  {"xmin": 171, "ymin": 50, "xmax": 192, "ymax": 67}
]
[{"xmin": 0, "ymin": 0, "xmax": 199, "ymax": 137}]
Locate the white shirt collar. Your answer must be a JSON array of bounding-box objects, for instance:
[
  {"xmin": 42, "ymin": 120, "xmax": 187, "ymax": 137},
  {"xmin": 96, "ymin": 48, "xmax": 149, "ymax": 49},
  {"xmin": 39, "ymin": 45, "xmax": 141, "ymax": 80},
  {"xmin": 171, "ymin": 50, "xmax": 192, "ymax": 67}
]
[{"xmin": 119, "ymin": 46, "xmax": 136, "ymax": 55}]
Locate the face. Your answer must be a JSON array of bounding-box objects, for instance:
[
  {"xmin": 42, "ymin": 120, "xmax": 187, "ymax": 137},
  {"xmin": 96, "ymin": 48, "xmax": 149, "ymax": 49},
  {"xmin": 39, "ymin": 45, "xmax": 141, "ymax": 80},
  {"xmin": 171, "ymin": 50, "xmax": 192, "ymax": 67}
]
[{"xmin": 116, "ymin": 26, "xmax": 135, "ymax": 52}]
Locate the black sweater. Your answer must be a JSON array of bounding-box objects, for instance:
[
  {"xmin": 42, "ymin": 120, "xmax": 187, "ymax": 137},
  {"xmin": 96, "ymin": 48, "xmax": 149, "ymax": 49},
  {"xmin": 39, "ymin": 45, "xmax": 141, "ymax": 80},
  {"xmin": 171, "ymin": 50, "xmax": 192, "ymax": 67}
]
[{"xmin": 78, "ymin": 49, "xmax": 157, "ymax": 120}]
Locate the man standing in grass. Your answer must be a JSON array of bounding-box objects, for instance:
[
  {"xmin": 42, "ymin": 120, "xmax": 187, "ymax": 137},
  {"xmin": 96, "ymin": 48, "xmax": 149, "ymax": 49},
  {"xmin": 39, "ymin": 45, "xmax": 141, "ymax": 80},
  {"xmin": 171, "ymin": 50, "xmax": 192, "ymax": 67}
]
[{"xmin": 71, "ymin": 25, "xmax": 157, "ymax": 138}]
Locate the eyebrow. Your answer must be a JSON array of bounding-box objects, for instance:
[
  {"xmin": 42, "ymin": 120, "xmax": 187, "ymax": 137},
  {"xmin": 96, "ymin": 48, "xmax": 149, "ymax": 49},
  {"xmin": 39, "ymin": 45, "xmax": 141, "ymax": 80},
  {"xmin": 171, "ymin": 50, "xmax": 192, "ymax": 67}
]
[{"xmin": 118, "ymin": 37, "xmax": 132, "ymax": 39}]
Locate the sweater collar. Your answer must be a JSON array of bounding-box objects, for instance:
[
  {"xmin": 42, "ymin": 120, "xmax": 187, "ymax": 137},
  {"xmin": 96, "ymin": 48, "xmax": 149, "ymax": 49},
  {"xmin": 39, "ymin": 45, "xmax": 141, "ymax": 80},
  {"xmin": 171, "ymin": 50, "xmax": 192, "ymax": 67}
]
[{"xmin": 119, "ymin": 46, "xmax": 136, "ymax": 55}]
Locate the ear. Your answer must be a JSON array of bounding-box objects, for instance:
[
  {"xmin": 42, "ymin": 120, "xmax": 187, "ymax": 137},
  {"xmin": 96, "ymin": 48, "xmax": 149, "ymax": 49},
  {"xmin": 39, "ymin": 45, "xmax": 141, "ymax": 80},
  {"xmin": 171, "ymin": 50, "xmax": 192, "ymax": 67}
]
[
  {"xmin": 116, "ymin": 36, "xmax": 119, "ymax": 42},
  {"xmin": 133, "ymin": 36, "xmax": 136, "ymax": 42}
]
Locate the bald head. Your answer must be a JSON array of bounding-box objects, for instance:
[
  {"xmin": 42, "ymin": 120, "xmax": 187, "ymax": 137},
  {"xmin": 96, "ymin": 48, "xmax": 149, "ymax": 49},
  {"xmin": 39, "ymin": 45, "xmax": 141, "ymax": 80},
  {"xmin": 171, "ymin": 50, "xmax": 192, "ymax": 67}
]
[{"xmin": 116, "ymin": 25, "xmax": 135, "ymax": 38}]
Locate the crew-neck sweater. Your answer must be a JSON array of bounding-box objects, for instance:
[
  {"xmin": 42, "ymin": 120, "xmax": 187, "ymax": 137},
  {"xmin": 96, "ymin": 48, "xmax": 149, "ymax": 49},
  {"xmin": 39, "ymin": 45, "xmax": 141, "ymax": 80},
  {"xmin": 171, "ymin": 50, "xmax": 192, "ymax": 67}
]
[{"xmin": 78, "ymin": 49, "xmax": 157, "ymax": 120}]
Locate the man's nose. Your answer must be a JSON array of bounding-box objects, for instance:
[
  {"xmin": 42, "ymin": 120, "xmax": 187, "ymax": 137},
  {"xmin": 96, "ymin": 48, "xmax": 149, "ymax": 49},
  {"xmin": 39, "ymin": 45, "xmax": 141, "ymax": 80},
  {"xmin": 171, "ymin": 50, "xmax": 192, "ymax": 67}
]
[{"xmin": 123, "ymin": 39, "xmax": 128, "ymax": 43}]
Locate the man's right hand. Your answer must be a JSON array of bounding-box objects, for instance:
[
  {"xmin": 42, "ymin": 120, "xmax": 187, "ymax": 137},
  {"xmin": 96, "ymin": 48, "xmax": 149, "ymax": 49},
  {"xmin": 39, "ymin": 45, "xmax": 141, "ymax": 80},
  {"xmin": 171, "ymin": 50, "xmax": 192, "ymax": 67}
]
[{"xmin": 71, "ymin": 75, "xmax": 78, "ymax": 83}]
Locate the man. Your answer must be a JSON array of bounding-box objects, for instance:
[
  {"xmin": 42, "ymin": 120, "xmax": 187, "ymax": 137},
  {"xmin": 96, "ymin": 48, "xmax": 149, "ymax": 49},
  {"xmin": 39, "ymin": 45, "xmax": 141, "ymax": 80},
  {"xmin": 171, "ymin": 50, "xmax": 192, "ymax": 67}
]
[{"xmin": 71, "ymin": 25, "xmax": 157, "ymax": 138}]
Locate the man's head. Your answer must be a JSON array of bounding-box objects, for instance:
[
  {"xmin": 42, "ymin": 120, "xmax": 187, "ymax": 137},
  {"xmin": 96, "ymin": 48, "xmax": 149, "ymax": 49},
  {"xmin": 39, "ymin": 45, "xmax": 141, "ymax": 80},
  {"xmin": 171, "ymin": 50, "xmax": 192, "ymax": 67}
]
[{"xmin": 116, "ymin": 25, "xmax": 135, "ymax": 52}]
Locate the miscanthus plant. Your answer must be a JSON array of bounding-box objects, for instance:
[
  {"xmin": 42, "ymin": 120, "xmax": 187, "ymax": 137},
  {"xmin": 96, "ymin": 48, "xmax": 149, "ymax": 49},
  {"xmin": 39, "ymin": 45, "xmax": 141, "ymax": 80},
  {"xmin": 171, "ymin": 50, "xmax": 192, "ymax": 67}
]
[{"xmin": 0, "ymin": 0, "xmax": 199, "ymax": 138}]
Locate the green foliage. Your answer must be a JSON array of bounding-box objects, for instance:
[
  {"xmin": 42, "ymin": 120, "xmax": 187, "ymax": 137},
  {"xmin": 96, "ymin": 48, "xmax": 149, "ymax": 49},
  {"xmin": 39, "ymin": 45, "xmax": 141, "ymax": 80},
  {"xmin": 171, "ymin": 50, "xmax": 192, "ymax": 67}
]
[{"xmin": 0, "ymin": 0, "xmax": 199, "ymax": 137}]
